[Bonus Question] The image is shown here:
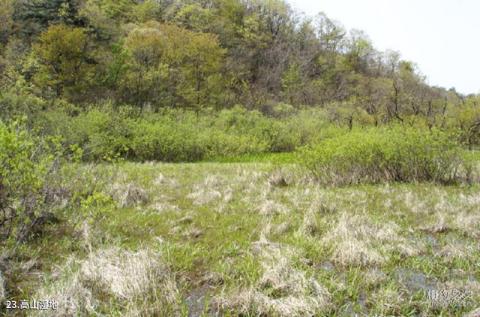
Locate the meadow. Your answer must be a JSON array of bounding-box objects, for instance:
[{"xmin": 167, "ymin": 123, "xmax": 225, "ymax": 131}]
[{"xmin": 2, "ymin": 153, "xmax": 479, "ymax": 316}]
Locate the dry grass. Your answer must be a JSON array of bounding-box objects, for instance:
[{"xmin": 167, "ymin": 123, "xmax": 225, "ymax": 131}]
[
  {"xmin": 34, "ymin": 247, "xmax": 180, "ymax": 316},
  {"xmin": 187, "ymin": 175, "xmax": 228, "ymax": 206},
  {"xmin": 322, "ymin": 213, "xmax": 422, "ymax": 266},
  {"xmin": 18, "ymin": 162, "xmax": 480, "ymax": 316},
  {"xmin": 300, "ymin": 210, "xmax": 320, "ymax": 236},
  {"xmin": 150, "ymin": 201, "xmax": 180, "ymax": 213},
  {"xmin": 216, "ymin": 238, "xmax": 331, "ymax": 317},
  {"xmin": 110, "ymin": 182, "xmax": 149, "ymax": 208},
  {"xmin": 256, "ymin": 200, "xmax": 289, "ymax": 215},
  {"xmin": 153, "ymin": 173, "xmax": 179, "ymax": 188},
  {"xmin": 439, "ymin": 239, "xmax": 478, "ymax": 260},
  {"xmin": 454, "ymin": 211, "xmax": 480, "ymax": 238}
]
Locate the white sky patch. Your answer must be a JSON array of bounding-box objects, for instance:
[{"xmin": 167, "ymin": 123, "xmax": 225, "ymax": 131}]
[{"xmin": 288, "ymin": 0, "xmax": 480, "ymax": 94}]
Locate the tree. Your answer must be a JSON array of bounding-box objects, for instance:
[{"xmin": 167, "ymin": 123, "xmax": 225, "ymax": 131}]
[
  {"xmin": 132, "ymin": 0, "xmax": 162, "ymax": 23},
  {"xmin": 79, "ymin": 0, "xmax": 119, "ymax": 41},
  {"xmin": 119, "ymin": 22, "xmax": 225, "ymax": 109},
  {"xmin": 171, "ymin": 3, "xmax": 215, "ymax": 32},
  {"xmin": 14, "ymin": 0, "xmax": 85, "ymax": 38},
  {"xmin": 344, "ymin": 29, "xmax": 374, "ymax": 73},
  {"xmin": 315, "ymin": 12, "xmax": 345, "ymax": 54},
  {"xmin": 85, "ymin": 0, "xmax": 135, "ymax": 21},
  {"xmin": 281, "ymin": 62, "xmax": 302, "ymax": 104},
  {"xmin": 31, "ymin": 24, "xmax": 95, "ymax": 101},
  {"xmin": 0, "ymin": 0, "xmax": 14, "ymax": 44}
]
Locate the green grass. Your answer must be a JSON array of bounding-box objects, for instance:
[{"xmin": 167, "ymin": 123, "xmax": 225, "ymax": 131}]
[
  {"xmin": 5, "ymin": 161, "xmax": 480, "ymax": 316},
  {"xmin": 208, "ymin": 151, "xmax": 299, "ymax": 164}
]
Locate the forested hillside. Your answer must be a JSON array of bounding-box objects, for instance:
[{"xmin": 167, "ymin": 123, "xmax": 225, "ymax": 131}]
[
  {"xmin": 1, "ymin": 1, "xmax": 480, "ymax": 316},
  {"xmin": 0, "ymin": 0, "xmax": 479, "ymax": 122}
]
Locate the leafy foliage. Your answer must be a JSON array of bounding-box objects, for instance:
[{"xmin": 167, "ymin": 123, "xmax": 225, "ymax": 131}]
[
  {"xmin": 1, "ymin": 0, "xmax": 472, "ymax": 117},
  {"xmin": 301, "ymin": 126, "xmax": 466, "ymax": 185},
  {"xmin": 0, "ymin": 120, "xmax": 61, "ymax": 244},
  {"xmin": 119, "ymin": 22, "xmax": 225, "ymax": 109},
  {"xmin": 31, "ymin": 24, "xmax": 95, "ymax": 101}
]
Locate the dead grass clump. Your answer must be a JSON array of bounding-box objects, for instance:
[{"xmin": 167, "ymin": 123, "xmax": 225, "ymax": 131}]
[
  {"xmin": 35, "ymin": 259, "xmax": 97, "ymax": 316},
  {"xmin": 439, "ymin": 240, "xmax": 478, "ymax": 259},
  {"xmin": 453, "ymin": 211, "xmax": 480, "ymax": 238},
  {"xmin": 399, "ymin": 190, "xmax": 430, "ymax": 214},
  {"xmin": 274, "ymin": 222, "xmax": 291, "ymax": 235},
  {"xmin": 151, "ymin": 202, "xmax": 180, "ymax": 213},
  {"xmin": 223, "ymin": 186, "xmax": 234, "ymax": 203},
  {"xmin": 419, "ymin": 213, "xmax": 450, "ymax": 234},
  {"xmin": 187, "ymin": 175, "xmax": 231, "ymax": 205},
  {"xmin": 188, "ymin": 189, "xmax": 222, "ymax": 205},
  {"xmin": 216, "ymin": 239, "xmax": 331, "ymax": 317},
  {"xmin": 363, "ymin": 268, "xmax": 387, "ymax": 287},
  {"xmin": 257, "ymin": 200, "xmax": 288, "ymax": 215},
  {"xmin": 268, "ymin": 169, "xmax": 292, "ymax": 188},
  {"xmin": 110, "ymin": 183, "xmax": 149, "ymax": 208},
  {"xmin": 153, "ymin": 173, "xmax": 179, "ymax": 187},
  {"xmin": 308, "ymin": 199, "xmax": 336, "ymax": 214},
  {"xmin": 35, "ymin": 247, "xmax": 180, "ymax": 316},
  {"xmin": 322, "ymin": 213, "xmax": 421, "ymax": 267},
  {"xmin": 300, "ymin": 210, "xmax": 320, "ymax": 236},
  {"xmin": 183, "ymin": 227, "xmax": 203, "ymax": 239}
]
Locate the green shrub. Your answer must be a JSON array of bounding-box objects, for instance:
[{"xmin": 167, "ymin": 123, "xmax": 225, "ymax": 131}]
[
  {"xmin": 130, "ymin": 117, "xmax": 205, "ymax": 162},
  {"xmin": 200, "ymin": 131, "xmax": 268, "ymax": 159},
  {"xmin": 0, "ymin": 89, "xmax": 45, "ymax": 123},
  {"xmin": 30, "ymin": 105, "xmax": 335, "ymax": 162},
  {"xmin": 0, "ymin": 120, "xmax": 61, "ymax": 244},
  {"xmin": 300, "ymin": 126, "xmax": 465, "ymax": 185}
]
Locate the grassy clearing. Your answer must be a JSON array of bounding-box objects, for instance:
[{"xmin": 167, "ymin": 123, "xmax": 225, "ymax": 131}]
[{"xmin": 4, "ymin": 161, "xmax": 479, "ymax": 316}]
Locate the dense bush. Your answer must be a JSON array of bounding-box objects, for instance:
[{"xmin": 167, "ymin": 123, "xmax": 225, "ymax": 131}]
[
  {"xmin": 130, "ymin": 116, "xmax": 206, "ymax": 162},
  {"xmin": 300, "ymin": 126, "xmax": 466, "ymax": 185},
  {"xmin": 32, "ymin": 105, "xmax": 331, "ymax": 162},
  {"xmin": 0, "ymin": 120, "xmax": 62, "ymax": 244}
]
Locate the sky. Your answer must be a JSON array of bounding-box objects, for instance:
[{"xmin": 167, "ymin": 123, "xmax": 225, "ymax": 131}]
[{"xmin": 288, "ymin": 0, "xmax": 480, "ymax": 95}]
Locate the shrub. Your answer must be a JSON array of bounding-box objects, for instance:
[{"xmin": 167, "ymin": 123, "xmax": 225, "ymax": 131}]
[
  {"xmin": 0, "ymin": 89, "xmax": 45, "ymax": 123},
  {"xmin": 300, "ymin": 126, "xmax": 465, "ymax": 185},
  {"xmin": 31, "ymin": 105, "xmax": 336, "ymax": 162},
  {"xmin": 0, "ymin": 120, "xmax": 62, "ymax": 244},
  {"xmin": 130, "ymin": 117, "xmax": 205, "ymax": 162},
  {"xmin": 200, "ymin": 131, "xmax": 268, "ymax": 159}
]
